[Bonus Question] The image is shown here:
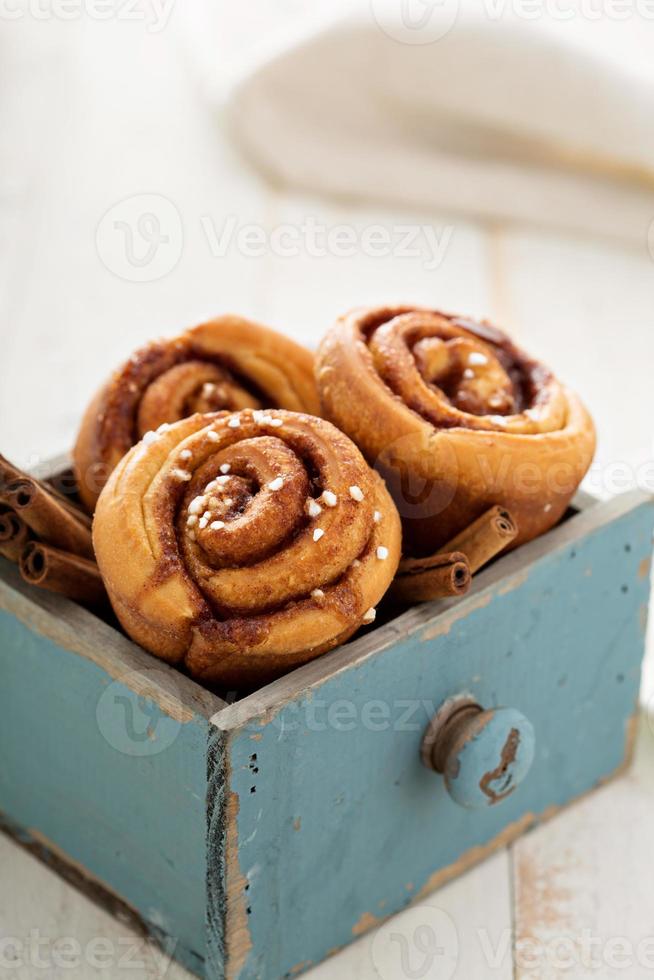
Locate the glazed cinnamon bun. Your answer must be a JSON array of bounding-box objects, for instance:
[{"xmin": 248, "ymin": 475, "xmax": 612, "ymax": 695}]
[
  {"xmin": 93, "ymin": 410, "xmax": 401, "ymax": 687},
  {"xmin": 74, "ymin": 315, "xmax": 319, "ymax": 510},
  {"xmin": 316, "ymin": 306, "xmax": 595, "ymax": 555}
]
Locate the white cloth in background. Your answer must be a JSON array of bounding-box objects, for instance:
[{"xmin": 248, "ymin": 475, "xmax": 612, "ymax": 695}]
[{"xmin": 210, "ymin": 3, "xmax": 654, "ymax": 243}]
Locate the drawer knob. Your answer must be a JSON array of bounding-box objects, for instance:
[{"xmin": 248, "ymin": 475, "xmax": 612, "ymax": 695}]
[{"xmin": 421, "ymin": 695, "xmax": 535, "ymax": 809}]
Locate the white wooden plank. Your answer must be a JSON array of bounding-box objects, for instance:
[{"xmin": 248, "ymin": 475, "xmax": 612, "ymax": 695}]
[
  {"xmin": 495, "ymin": 228, "xmax": 654, "ymax": 495},
  {"xmin": 306, "ymin": 849, "xmax": 513, "ymax": 980},
  {"xmin": 0, "ymin": 833, "xmax": 193, "ymax": 979},
  {"xmin": 0, "ymin": 18, "xmax": 274, "ymax": 470},
  {"xmin": 511, "ymin": 714, "xmax": 654, "ymax": 980}
]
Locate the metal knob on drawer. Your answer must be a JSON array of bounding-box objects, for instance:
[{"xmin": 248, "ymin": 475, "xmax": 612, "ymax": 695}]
[{"xmin": 421, "ymin": 695, "xmax": 535, "ymax": 809}]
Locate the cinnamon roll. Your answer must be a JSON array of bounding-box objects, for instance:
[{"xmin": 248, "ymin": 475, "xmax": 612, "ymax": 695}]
[
  {"xmin": 316, "ymin": 306, "xmax": 595, "ymax": 556},
  {"xmin": 93, "ymin": 410, "xmax": 401, "ymax": 688},
  {"xmin": 74, "ymin": 316, "xmax": 319, "ymax": 510}
]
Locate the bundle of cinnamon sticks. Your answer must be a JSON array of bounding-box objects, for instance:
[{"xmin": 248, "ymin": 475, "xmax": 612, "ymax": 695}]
[
  {"xmin": 391, "ymin": 505, "xmax": 518, "ymax": 604},
  {"xmin": 0, "ymin": 453, "xmax": 105, "ymax": 607}
]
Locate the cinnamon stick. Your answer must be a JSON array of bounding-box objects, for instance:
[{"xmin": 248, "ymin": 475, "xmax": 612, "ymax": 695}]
[
  {"xmin": 0, "ymin": 453, "xmax": 91, "ymax": 525},
  {"xmin": 0, "ymin": 507, "xmax": 31, "ymax": 562},
  {"xmin": 0, "ymin": 453, "xmax": 24, "ymax": 490},
  {"xmin": 391, "ymin": 550, "xmax": 471, "ymax": 603},
  {"xmin": 3, "ymin": 478, "xmax": 94, "ymax": 559},
  {"xmin": 20, "ymin": 542, "xmax": 106, "ymax": 606},
  {"xmin": 443, "ymin": 505, "xmax": 518, "ymax": 573}
]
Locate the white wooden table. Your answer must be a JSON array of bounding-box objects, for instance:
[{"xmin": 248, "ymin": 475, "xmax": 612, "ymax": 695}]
[{"xmin": 1, "ymin": 9, "xmax": 653, "ymax": 979}]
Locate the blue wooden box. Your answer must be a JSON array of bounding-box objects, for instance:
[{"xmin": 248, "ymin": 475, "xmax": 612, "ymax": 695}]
[{"xmin": 1, "ymin": 470, "xmax": 652, "ymax": 980}]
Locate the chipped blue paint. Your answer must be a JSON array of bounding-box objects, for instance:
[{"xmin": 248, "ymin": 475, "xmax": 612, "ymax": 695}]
[
  {"xmin": 226, "ymin": 497, "xmax": 653, "ymax": 979},
  {"xmin": 444, "ymin": 707, "xmax": 536, "ymax": 809}
]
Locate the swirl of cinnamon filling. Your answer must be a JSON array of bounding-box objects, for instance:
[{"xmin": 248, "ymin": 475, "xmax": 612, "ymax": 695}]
[
  {"xmin": 316, "ymin": 306, "xmax": 595, "ymax": 555},
  {"xmin": 93, "ymin": 410, "xmax": 401, "ymax": 688},
  {"xmin": 74, "ymin": 315, "xmax": 319, "ymax": 510}
]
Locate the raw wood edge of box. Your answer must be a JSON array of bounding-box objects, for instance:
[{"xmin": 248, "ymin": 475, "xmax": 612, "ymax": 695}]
[{"xmin": 205, "ymin": 727, "xmax": 254, "ymax": 980}]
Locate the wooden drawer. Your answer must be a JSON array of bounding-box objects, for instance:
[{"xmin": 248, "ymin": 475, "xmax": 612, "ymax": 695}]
[{"xmin": 1, "ymin": 481, "xmax": 652, "ymax": 980}]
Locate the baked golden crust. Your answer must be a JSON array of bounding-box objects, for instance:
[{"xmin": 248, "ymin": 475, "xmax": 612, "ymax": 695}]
[
  {"xmin": 316, "ymin": 306, "xmax": 596, "ymax": 556},
  {"xmin": 74, "ymin": 315, "xmax": 320, "ymax": 511},
  {"xmin": 93, "ymin": 410, "xmax": 401, "ymax": 688}
]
